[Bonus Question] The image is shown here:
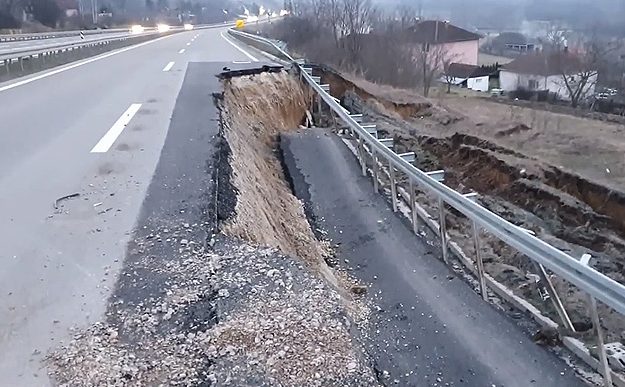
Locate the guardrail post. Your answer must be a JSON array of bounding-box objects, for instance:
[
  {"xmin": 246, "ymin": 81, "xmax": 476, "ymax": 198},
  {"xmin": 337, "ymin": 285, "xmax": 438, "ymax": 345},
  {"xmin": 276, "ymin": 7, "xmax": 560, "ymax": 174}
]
[
  {"xmin": 438, "ymin": 197, "xmax": 449, "ymax": 265},
  {"xmin": 373, "ymin": 149, "xmax": 379, "ymax": 192},
  {"xmin": 516, "ymin": 225, "xmax": 576, "ymax": 331},
  {"xmin": 580, "ymin": 254, "xmax": 613, "ymax": 387},
  {"xmin": 19, "ymin": 57, "xmax": 24, "ymax": 72},
  {"xmin": 317, "ymin": 94, "xmax": 322, "ymax": 117},
  {"xmin": 357, "ymin": 136, "xmax": 366, "ymax": 176},
  {"xmin": 410, "ymin": 179, "xmax": 418, "ymax": 234},
  {"xmin": 534, "ymin": 262, "xmax": 575, "ymax": 331},
  {"xmin": 472, "ymin": 220, "xmax": 488, "ymax": 301},
  {"xmin": 389, "ymin": 159, "xmax": 398, "ymax": 212}
]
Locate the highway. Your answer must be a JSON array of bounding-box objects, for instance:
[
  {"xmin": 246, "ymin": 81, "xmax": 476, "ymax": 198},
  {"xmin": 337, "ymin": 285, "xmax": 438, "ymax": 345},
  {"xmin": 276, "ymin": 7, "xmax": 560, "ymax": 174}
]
[
  {"xmin": 0, "ymin": 26, "xmax": 254, "ymax": 385},
  {"xmin": 0, "ymin": 23, "xmax": 594, "ymax": 386}
]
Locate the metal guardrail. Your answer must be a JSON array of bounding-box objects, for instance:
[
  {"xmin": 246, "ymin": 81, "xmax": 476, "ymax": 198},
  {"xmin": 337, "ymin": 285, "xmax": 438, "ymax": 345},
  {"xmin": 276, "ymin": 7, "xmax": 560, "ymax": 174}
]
[
  {"xmin": 228, "ymin": 29, "xmax": 292, "ymax": 62},
  {"xmin": 0, "ymin": 22, "xmax": 235, "ymax": 70},
  {"xmin": 0, "ymin": 28, "xmax": 130, "ymax": 42},
  {"xmin": 0, "ymin": 32, "xmax": 147, "ymax": 61},
  {"xmin": 0, "ymin": 22, "xmax": 235, "ymax": 43}
]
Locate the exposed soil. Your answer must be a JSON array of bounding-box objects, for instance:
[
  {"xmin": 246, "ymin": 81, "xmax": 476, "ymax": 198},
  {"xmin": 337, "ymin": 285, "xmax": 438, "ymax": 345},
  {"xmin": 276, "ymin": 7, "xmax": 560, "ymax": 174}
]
[
  {"xmin": 318, "ymin": 66, "xmax": 625, "ymax": 344},
  {"xmin": 217, "ymin": 70, "xmax": 377, "ymax": 383},
  {"xmin": 220, "ymin": 71, "xmax": 348, "ymax": 287}
]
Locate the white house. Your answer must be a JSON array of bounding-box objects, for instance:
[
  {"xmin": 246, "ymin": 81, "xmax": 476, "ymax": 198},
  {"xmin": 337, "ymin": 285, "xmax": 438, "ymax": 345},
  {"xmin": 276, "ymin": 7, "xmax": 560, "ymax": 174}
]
[
  {"xmin": 500, "ymin": 51, "xmax": 597, "ymax": 101},
  {"xmin": 443, "ymin": 62, "xmax": 493, "ymax": 92}
]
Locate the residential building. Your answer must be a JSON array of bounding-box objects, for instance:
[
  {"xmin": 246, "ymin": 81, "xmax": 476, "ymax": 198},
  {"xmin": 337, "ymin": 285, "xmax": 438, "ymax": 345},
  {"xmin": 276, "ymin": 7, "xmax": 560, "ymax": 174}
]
[
  {"xmin": 483, "ymin": 32, "xmax": 543, "ymax": 56},
  {"xmin": 443, "ymin": 63, "xmax": 495, "ymax": 92},
  {"xmin": 499, "ymin": 51, "xmax": 597, "ymax": 101},
  {"xmin": 404, "ymin": 20, "xmax": 481, "ymax": 66}
]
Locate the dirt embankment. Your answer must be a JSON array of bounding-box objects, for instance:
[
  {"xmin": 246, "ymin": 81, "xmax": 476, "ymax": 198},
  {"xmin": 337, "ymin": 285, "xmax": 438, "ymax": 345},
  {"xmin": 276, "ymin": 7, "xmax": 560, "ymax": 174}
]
[
  {"xmin": 219, "ymin": 71, "xmax": 334, "ymax": 275},
  {"xmin": 319, "ymin": 67, "xmax": 625, "ymax": 343},
  {"xmin": 219, "ymin": 69, "xmax": 372, "ymax": 301}
]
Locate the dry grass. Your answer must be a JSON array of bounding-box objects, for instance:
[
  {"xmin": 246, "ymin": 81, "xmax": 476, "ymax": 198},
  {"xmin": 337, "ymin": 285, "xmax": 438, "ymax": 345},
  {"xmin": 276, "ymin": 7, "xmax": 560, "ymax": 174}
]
[{"xmin": 438, "ymin": 94, "xmax": 625, "ymax": 192}]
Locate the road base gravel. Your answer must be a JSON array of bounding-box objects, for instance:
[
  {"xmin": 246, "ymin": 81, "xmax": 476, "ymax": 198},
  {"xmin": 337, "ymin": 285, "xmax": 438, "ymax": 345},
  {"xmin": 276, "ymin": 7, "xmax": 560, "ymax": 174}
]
[{"xmin": 47, "ymin": 233, "xmax": 377, "ymax": 387}]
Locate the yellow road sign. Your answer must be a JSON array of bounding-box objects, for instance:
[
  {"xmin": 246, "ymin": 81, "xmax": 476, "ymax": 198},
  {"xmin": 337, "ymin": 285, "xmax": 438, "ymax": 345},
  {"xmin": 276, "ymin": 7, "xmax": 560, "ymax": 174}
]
[{"xmin": 235, "ymin": 19, "xmax": 245, "ymax": 29}]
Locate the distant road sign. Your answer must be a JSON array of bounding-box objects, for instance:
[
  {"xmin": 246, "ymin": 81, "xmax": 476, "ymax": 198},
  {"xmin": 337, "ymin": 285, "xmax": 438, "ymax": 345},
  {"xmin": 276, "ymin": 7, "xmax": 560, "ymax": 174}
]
[{"xmin": 235, "ymin": 19, "xmax": 245, "ymax": 29}]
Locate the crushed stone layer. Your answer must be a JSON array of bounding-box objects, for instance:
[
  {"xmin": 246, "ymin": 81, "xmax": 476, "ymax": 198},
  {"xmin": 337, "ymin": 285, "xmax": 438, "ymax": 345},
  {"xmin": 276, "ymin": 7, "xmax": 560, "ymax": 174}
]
[{"xmin": 47, "ymin": 235, "xmax": 377, "ymax": 386}]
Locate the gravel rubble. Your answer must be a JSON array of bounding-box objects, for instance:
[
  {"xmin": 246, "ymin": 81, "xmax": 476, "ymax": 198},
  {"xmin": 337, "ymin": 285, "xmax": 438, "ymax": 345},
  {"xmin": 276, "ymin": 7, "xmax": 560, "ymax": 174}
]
[{"xmin": 47, "ymin": 230, "xmax": 377, "ymax": 386}]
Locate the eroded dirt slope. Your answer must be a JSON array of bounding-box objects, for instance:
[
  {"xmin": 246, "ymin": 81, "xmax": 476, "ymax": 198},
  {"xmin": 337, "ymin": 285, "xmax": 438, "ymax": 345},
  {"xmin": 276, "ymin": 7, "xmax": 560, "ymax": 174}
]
[{"xmin": 320, "ymin": 67, "xmax": 625, "ymax": 344}]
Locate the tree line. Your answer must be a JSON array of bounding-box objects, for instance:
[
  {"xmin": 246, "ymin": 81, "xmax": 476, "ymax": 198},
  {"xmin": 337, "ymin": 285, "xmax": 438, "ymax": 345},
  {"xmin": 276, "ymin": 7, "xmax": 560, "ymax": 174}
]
[{"xmin": 261, "ymin": 1, "xmax": 460, "ymax": 96}]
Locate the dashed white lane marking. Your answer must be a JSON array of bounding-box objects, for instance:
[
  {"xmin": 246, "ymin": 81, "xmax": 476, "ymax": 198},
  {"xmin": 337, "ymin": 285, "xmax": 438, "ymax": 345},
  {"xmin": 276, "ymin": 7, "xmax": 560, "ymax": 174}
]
[
  {"xmin": 178, "ymin": 48, "xmax": 185, "ymax": 54},
  {"xmin": 186, "ymin": 42, "xmax": 191, "ymax": 46},
  {"xmin": 90, "ymin": 103, "xmax": 142, "ymax": 153},
  {"xmin": 233, "ymin": 60, "xmax": 251, "ymax": 64},
  {"xmin": 0, "ymin": 35, "xmax": 173, "ymax": 93},
  {"xmin": 220, "ymin": 31, "xmax": 258, "ymax": 62},
  {"xmin": 162, "ymin": 61, "xmax": 175, "ymax": 72}
]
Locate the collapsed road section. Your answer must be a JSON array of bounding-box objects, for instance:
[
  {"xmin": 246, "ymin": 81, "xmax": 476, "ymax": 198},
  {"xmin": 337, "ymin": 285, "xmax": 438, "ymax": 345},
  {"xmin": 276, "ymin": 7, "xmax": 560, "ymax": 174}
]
[
  {"xmin": 46, "ymin": 64, "xmax": 375, "ymax": 386},
  {"xmin": 46, "ymin": 64, "xmax": 593, "ymax": 386}
]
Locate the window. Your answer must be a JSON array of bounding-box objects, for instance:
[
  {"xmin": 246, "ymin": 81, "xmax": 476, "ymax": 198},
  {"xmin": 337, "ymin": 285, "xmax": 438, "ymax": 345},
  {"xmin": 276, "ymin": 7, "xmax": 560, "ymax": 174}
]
[{"xmin": 528, "ymin": 79, "xmax": 539, "ymax": 90}]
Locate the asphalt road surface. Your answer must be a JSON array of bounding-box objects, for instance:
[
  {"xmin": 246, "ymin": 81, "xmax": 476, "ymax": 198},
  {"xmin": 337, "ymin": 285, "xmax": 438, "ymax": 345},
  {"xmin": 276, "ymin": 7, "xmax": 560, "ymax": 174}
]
[
  {"xmin": 282, "ymin": 129, "xmax": 589, "ymax": 387},
  {"xmin": 0, "ymin": 26, "xmax": 256, "ymax": 386}
]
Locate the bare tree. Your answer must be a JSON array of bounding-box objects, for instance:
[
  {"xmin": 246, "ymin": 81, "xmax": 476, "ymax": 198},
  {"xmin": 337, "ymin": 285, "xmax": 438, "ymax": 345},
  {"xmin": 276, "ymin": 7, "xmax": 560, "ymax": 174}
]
[
  {"xmin": 441, "ymin": 57, "xmax": 457, "ymax": 93},
  {"xmin": 396, "ymin": 4, "xmax": 418, "ymax": 30},
  {"xmin": 558, "ymin": 64, "xmax": 597, "ymax": 108},
  {"xmin": 556, "ymin": 39, "xmax": 618, "ymax": 108},
  {"xmin": 341, "ymin": 0, "xmax": 375, "ymax": 65},
  {"xmin": 413, "ymin": 43, "xmax": 454, "ymax": 97},
  {"xmin": 327, "ymin": 0, "xmax": 343, "ymax": 47}
]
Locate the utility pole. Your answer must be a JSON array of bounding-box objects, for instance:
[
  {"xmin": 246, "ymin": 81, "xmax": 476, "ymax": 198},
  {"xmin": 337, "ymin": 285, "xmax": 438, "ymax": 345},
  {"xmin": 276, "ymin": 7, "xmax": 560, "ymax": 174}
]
[{"xmin": 91, "ymin": 0, "xmax": 98, "ymax": 24}]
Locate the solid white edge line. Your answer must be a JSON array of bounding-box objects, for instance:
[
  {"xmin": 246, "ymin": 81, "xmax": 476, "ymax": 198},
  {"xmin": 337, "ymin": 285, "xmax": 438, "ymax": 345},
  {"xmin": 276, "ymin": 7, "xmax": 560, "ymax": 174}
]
[
  {"xmin": 0, "ymin": 35, "xmax": 174, "ymax": 93},
  {"xmin": 162, "ymin": 61, "xmax": 175, "ymax": 71},
  {"xmin": 178, "ymin": 48, "xmax": 185, "ymax": 54},
  {"xmin": 219, "ymin": 31, "xmax": 258, "ymax": 62},
  {"xmin": 90, "ymin": 103, "xmax": 142, "ymax": 153}
]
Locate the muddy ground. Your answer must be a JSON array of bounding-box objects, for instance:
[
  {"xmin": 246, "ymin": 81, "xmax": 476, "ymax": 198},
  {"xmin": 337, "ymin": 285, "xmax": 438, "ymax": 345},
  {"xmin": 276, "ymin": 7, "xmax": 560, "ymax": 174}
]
[{"xmin": 318, "ymin": 67, "xmax": 625, "ymax": 346}]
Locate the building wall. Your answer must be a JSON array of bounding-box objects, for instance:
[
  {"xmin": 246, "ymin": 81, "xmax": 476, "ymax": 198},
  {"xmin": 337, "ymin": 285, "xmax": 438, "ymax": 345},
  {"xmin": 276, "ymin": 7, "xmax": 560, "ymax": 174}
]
[
  {"xmin": 500, "ymin": 70, "xmax": 597, "ymax": 100},
  {"xmin": 440, "ymin": 40, "xmax": 479, "ymax": 66},
  {"xmin": 443, "ymin": 75, "xmax": 490, "ymax": 92},
  {"xmin": 467, "ymin": 75, "xmax": 490, "ymax": 91}
]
